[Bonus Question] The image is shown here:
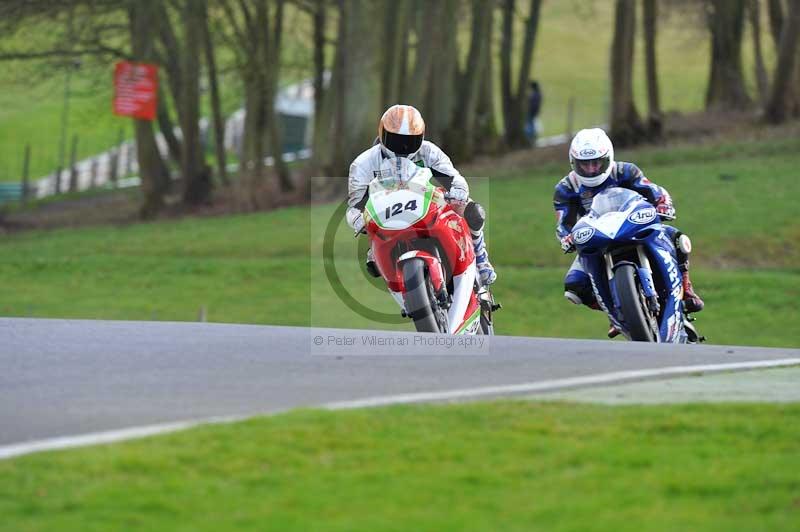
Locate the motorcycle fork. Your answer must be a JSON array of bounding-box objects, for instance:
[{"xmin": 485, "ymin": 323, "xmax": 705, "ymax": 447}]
[
  {"xmin": 635, "ymin": 248, "xmax": 660, "ymax": 314},
  {"xmin": 604, "ymin": 254, "xmax": 614, "ymax": 282}
]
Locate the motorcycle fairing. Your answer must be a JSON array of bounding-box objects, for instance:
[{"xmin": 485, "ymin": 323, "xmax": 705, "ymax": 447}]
[
  {"xmin": 450, "ymin": 263, "xmax": 480, "ymax": 334},
  {"xmin": 573, "ymin": 188, "xmax": 688, "ymax": 343},
  {"xmin": 364, "ymin": 162, "xmax": 481, "ymax": 335}
]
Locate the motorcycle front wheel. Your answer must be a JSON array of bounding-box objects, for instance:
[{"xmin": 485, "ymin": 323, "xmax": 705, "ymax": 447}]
[
  {"xmin": 614, "ymin": 264, "xmax": 658, "ymax": 342},
  {"xmin": 402, "ymin": 258, "xmax": 448, "ymax": 333}
]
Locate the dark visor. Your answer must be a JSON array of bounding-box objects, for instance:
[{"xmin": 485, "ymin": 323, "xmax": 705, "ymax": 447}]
[
  {"xmin": 575, "ymin": 156, "xmax": 610, "ymax": 178},
  {"xmin": 382, "ymin": 130, "xmax": 423, "ymax": 156}
]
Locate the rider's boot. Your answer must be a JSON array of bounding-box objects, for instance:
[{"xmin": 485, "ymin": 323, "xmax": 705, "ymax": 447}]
[
  {"xmin": 472, "ymin": 229, "xmax": 497, "ymax": 285},
  {"xmin": 564, "ymin": 287, "xmax": 600, "ymax": 310},
  {"xmin": 365, "ymin": 247, "xmax": 381, "ymax": 278},
  {"xmin": 608, "ymin": 323, "xmax": 621, "ymax": 338},
  {"xmin": 681, "ymin": 270, "xmax": 704, "ymax": 313}
]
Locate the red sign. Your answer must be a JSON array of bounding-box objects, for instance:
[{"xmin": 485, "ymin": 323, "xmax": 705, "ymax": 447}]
[{"xmin": 113, "ymin": 61, "xmax": 158, "ymax": 121}]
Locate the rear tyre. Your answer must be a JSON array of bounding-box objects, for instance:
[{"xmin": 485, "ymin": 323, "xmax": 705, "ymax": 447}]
[
  {"xmin": 402, "ymin": 258, "xmax": 446, "ymax": 333},
  {"xmin": 614, "ymin": 264, "xmax": 657, "ymax": 342}
]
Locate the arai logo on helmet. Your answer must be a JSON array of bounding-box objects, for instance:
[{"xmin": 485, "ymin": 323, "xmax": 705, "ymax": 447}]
[
  {"xmin": 573, "ymin": 227, "xmax": 595, "ymax": 244},
  {"xmin": 627, "ymin": 207, "xmax": 657, "ymax": 225},
  {"xmin": 579, "ymin": 148, "xmax": 597, "ymax": 158}
]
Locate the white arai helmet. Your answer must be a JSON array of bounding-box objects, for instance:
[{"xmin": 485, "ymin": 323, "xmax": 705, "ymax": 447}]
[{"xmin": 569, "ymin": 128, "xmax": 615, "ymax": 187}]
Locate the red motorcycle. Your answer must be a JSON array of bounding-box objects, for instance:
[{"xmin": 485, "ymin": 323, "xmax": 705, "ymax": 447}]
[{"xmin": 361, "ymin": 159, "xmax": 498, "ymax": 334}]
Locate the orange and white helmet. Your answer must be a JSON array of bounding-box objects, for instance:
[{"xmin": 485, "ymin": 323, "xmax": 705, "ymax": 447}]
[{"xmin": 378, "ymin": 104, "xmax": 426, "ymax": 158}]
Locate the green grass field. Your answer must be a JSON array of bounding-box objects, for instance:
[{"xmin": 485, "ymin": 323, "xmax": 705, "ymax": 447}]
[
  {"xmin": 1, "ymin": 7, "xmax": 796, "ymax": 527},
  {"xmin": 2, "ymin": 401, "xmax": 799, "ymax": 531},
  {"xmin": 0, "ymin": 136, "xmax": 798, "ymax": 529},
  {"xmin": 1, "ymin": 135, "xmax": 798, "ymax": 346}
]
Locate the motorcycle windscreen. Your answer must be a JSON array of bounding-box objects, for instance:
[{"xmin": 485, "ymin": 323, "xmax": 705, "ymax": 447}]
[
  {"xmin": 589, "ymin": 187, "xmax": 645, "ymax": 217},
  {"xmin": 369, "ymin": 157, "xmax": 426, "ymax": 193}
]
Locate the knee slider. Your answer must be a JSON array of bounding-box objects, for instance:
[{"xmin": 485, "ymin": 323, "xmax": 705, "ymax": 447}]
[
  {"xmin": 464, "ymin": 202, "xmax": 486, "ymax": 233},
  {"xmin": 564, "ymin": 279, "xmax": 594, "ymax": 306},
  {"xmin": 676, "ymin": 233, "xmax": 692, "ymax": 254},
  {"xmin": 564, "ymin": 290, "xmax": 583, "ymax": 305}
]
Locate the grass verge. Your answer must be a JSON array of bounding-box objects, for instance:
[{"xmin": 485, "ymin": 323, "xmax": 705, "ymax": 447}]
[{"xmin": 1, "ymin": 401, "xmax": 799, "ymax": 531}]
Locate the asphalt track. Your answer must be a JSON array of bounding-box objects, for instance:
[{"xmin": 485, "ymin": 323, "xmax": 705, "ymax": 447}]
[{"xmin": 2, "ymin": 318, "xmax": 799, "ymax": 455}]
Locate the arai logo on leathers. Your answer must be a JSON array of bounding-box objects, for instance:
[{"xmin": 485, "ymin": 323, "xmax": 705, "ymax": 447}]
[
  {"xmin": 627, "ymin": 207, "xmax": 657, "ymax": 225},
  {"xmin": 573, "ymin": 227, "xmax": 595, "ymax": 244}
]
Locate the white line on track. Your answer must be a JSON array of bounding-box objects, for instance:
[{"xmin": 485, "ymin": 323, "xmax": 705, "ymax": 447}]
[
  {"xmin": 2, "ymin": 358, "xmax": 799, "ymax": 460},
  {"xmin": 0, "ymin": 416, "xmax": 247, "ymax": 461}
]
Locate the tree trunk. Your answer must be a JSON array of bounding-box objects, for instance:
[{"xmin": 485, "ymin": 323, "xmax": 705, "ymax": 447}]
[
  {"xmin": 405, "ymin": 0, "xmax": 457, "ymax": 144},
  {"xmin": 380, "ymin": 0, "xmax": 410, "ymax": 109},
  {"xmin": 705, "ymin": 0, "xmax": 752, "ymax": 111},
  {"xmin": 610, "ymin": 0, "xmax": 645, "ymax": 146},
  {"xmin": 203, "ymin": 3, "xmax": 228, "ymax": 185},
  {"xmin": 155, "ymin": 1, "xmax": 183, "ymax": 109},
  {"xmin": 447, "ymin": 0, "xmax": 492, "ymax": 160},
  {"xmin": 315, "ymin": 0, "xmax": 380, "ymax": 198},
  {"xmin": 422, "ymin": 0, "xmax": 458, "ymax": 144},
  {"xmin": 241, "ymin": 68, "xmax": 268, "ymax": 177},
  {"xmin": 180, "ymin": 0, "xmax": 211, "ymax": 205},
  {"xmin": 128, "ymin": 0, "xmax": 170, "ymax": 219},
  {"xmin": 475, "ymin": 1, "xmax": 499, "ymax": 153},
  {"xmin": 222, "ymin": 0, "xmax": 288, "ymax": 203},
  {"xmin": 264, "ymin": 0, "xmax": 291, "ymax": 191},
  {"xmin": 500, "ymin": 0, "xmax": 515, "ymax": 147},
  {"xmin": 501, "ymin": 0, "xmax": 543, "ymax": 149},
  {"xmin": 156, "ymin": 83, "xmax": 182, "ymax": 165},
  {"xmin": 643, "ymin": 0, "xmax": 662, "ymax": 136},
  {"xmin": 764, "ymin": 0, "xmax": 800, "ymax": 122},
  {"xmin": 767, "ymin": 0, "xmax": 785, "ymax": 47},
  {"xmin": 311, "ymin": 0, "xmax": 327, "ymax": 154},
  {"xmin": 748, "ymin": 0, "xmax": 770, "ymax": 103}
]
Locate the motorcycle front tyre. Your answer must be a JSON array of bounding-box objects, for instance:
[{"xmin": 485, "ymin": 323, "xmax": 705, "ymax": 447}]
[
  {"xmin": 402, "ymin": 258, "xmax": 447, "ymax": 333},
  {"xmin": 614, "ymin": 263, "xmax": 657, "ymax": 342}
]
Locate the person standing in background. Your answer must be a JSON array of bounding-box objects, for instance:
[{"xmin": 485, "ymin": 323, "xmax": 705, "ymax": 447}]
[{"xmin": 525, "ymin": 80, "xmax": 542, "ymax": 145}]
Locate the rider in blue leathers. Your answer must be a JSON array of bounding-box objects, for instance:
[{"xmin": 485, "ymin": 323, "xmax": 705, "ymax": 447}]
[{"xmin": 554, "ymin": 128, "xmax": 704, "ymax": 337}]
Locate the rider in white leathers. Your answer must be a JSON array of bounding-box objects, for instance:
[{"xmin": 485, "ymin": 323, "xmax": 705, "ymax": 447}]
[{"xmin": 346, "ymin": 104, "xmax": 496, "ymax": 285}]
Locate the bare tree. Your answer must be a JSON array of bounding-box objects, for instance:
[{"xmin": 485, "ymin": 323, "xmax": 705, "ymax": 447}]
[
  {"xmin": 447, "ymin": 0, "xmax": 494, "ymax": 160},
  {"xmin": 764, "ymin": 0, "xmax": 800, "ymax": 122},
  {"xmin": 500, "ymin": 0, "xmax": 544, "ymax": 149},
  {"xmin": 747, "ymin": 0, "xmax": 770, "ymax": 103},
  {"xmin": 610, "ymin": 0, "xmax": 645, "ymax": 145},
  {"xmin": 313, "ymin": 0, "xmax": 381, "ymax": 195},
  {"xmin": 705, "ymin": 0, "xmax": 752, "ymax": 110},
  {"xmin": 145, "ymin": 0, "xmax": 213, "ymax": 206},
  {"xmin": 379, "ymin": 0, "xmax": 411, "ymax": 110},
  {"xmin": 219, "ymin": 0, "xmax": 291, "ymax": 203},
  {"xmin": 310, "ymin": 0, "xmax": 328, "ymax": 156},
  {"xmin": 179, "ymin": 0, "xmax": 212, "ymax": 205},
  {"xmin": 475, "ymin": 0, "xmax": 500, "ymax": 153},
  {"xmin": 412, "ymin": 0, "xmax": 459, "ymax": 144},
  {"xmin": 128, "ymin": 0, "xmax": 171, "ymax": 218},
  {"xmin": 203, "ymin": 1, "xmax": 229, "ymax": 186},
  {"xmin": 643, "ymin": 0, "xmax": 662, "ymax": 136},
  {"xmin": 155, "ymin": 83, "xmax": 183, "ymax": 166},
  {"xmin": 767, "ymin": 0, "xmax": 785, "ymax": 46}
]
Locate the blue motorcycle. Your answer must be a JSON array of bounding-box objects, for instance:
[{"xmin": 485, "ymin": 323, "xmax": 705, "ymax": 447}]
[{"xmin": 571, "ymin": 187, "xmax": 703, "ymax": 343}]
